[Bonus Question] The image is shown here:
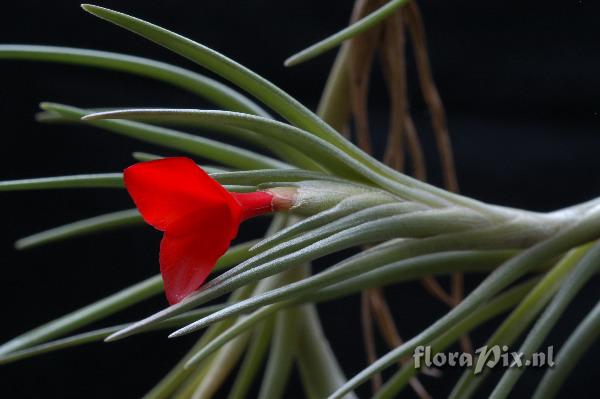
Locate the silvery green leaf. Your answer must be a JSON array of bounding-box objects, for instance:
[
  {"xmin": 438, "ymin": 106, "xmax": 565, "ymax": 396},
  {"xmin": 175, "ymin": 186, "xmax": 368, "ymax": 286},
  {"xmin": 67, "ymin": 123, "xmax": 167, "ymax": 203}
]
[
  {"xmin": 83, "ymin": 109, "xmax": 365, "ymax": 181},
  {"xmin": 183, "ymin": 266, "xmax": 307, "ymax": 368},
  {"xmin": 0, "ymin": 240, "xmax": 257, "ymax": 356},
  {"xmin": 226, "ymin": 317, "xmax": 274, "ymax": 399},
  {"xmin": 490, "ymin": 241, "xmax": 600, "ymax": 399},
  {"xmin": 40, "ymin": 103, "xmax": 288, "ymax": 170},
  {"xmin": 285, "ymin": 0, "xmax": 410, "ymax": 66},
  {"xmin": 314, "ymin": 250, "xmax": 520, "ymax": 303},
  {"xmin": 131, "ymin": 152, "xmax": 163, "ymax": 162},
  {"xmin": 532, "ymin": 300, "xmax": 600, "ymax": 399},
  {"xmin": 256, "ymin": 306, "xmax": 299, "ymax": 399},
  {"xmin": 211, "ymin": 170, "xmax": 348, "ymax": 186},
  {"xmin": 15, "ymin": 209, "xmax": 142, "ymax": 250},
  {"xmin": 0, "ymin": 304, "xmax": 224, "ymax": 365},
  {"xmin": 251, "ymin": 192, "xmax": 400, "ymax": 252},
  {"xmin": 0, "ymin": 45, "xmax": 269, "ymax": 116},
  {"xmin": 0, "ymin": 173, "xmax": 123, "ymax": 191}
]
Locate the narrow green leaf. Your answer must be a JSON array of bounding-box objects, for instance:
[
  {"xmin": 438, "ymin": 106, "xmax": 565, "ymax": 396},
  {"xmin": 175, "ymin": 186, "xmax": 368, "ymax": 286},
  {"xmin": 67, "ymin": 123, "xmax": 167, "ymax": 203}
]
[
  {"xmin": 145, "ymin": 285, "xmax": 256, "ymax": 399},
  {"xmin": 532, "ymin": 300, "xmax": 600, "ymax": 399},
  {"xmin": 0, "ymin": 274, "xmax": 160, "ymax": 357},
  {"xmin": 316, "ymin": 43, "xmax": 351, "ymax": 133},
  {"xmin": 256, "ymin": 306, "xmax": 298, "ymax": 399},
  {"xmin": 0, "ymin": 327, "xmax": 120, "ymax": 365},
  {"xmin": 146, "ymin": 337, "xmax": 216, "ymax": 398},
  {"xmin": 0, "ymin": 304, "xmax": 224, "ymax": 365},
  {"xmin": 449, "ymin": 243, "xmax": 593, "ymax": 399},
  {"xmin": 296, "ymin": 304, "xmax": 359, "ymax": 399},
  {"xmin": 0, "ymin": 173, "xmax": 122, "ymax": 191},
  {"xmin": 224, "ymin": 185, "xmax": 256, "ymax": 193},
  {"xmin": 314, "ymin": 250, "xmax": 521, "ymax": 303},
  {"xmin": 133, "ymin": 155, "xmax": 231, "ymax": 179},
  {"xmin": 131, "ymin": 158, "xmax": 329, "ymax": 188},
  {"xmin": 211, "ymin": 240, "xmax": 261, "ymax": 273},
  {"xmin": 0, "ymin": 170, "xmax": 281, "ymax": 194},
  {"xmin": 40, "ymin": 102, "xmax": 288, "ymax": 170},
  {"xmin": 0, "ymin": 44, "xmax": 269, "ymax": 116},
  {"xmin": 53, "ymin": 107, "xmax": 320, "ymax": 173},
  {"xmin": 83, "ymin": 109, "xmax": 364, "ymax": 180},
  {"xmin": 183, "ymin": 303, "xmax": 285, "ymax": 369},
  {"xmin": 490, "ymin": 241, "xmax": 600, "ymax": 399},
  {"xmin": 285, "ymin": 0, "xmax": 410, "ymax": 66},
  {"xmin": 226, "ymin": 318, "xmax": 274, "ymax": 399},
  {"xmin": 182, "ymin": 266, "xmax": 304, "ymax": 367},
  {"xmin": 0, "ymin": 240, "xmax": 257, "ymax": 356},
  {"xmin": 185, "ymin": 331, "xmax": 252, "ymax": 399},
  {"xmin": 131, "ymin": 151, "xmax": 163, "ymax": 162},
  {"xmin": 199, "ymin": 165, "xmax": 230, "ymax": 174},
  {"xmin": 132, "ymin": 153, "xmax": 230, "ymax": 175},
  {"xmin": 15, "ymin": 209, "xmax": 142, "ymax": 250},
  {"xmin": 211, "ymin": 169, "xmax": 348, "ymax": 186}
]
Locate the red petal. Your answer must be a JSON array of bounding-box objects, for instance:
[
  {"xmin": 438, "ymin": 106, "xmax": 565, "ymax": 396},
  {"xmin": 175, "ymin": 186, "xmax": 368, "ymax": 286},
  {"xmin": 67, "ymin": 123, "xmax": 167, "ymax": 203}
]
[
  {"xmin": 122, "ymin": 157, "xmax": 258, "ymax": 304},
  {"xmin": 159, "ymin": 210, "xmax": 236, "ymax": 304},
  {"xmin": 123, "ymin": 157, "xmax": 240, "ymax": 233}
]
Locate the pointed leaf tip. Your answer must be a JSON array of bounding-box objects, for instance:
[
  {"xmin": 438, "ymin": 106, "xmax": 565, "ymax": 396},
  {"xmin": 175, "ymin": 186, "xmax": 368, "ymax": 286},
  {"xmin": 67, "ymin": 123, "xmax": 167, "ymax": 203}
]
[
  {"xmin": 81, "ymin": 4, "xmax": 99, "ymax": 13},
  {"xmin": 284, "ymin": 0, "xmax": 410, "ymax": 67},
  {"xmin": 167, "ymin": 331, "xmax": 181, "ymax": 339},
  {"xmin": 167, "ymin": 323, "xmax": 196, "ymax": 338},
  {"xmin": 104, "ymin": 330, "xmax": 125, "ymax": 342},
  {"xmin": 81, "ymin": 110, "xmax": 140, "ymax": 121},
  {"xmin": 80, "ymin": 113, "xmax": 99, "ymax": 121},
  {"xmin": 81, "ymin": 5, "xmax": 124, "ymax": 25}
]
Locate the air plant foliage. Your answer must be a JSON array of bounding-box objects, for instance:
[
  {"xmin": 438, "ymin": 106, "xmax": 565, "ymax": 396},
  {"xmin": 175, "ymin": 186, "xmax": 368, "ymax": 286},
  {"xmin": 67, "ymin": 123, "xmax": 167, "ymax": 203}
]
[{"xmin": 0, "ymin": 3, "xmax": 598, "ymax": 399}]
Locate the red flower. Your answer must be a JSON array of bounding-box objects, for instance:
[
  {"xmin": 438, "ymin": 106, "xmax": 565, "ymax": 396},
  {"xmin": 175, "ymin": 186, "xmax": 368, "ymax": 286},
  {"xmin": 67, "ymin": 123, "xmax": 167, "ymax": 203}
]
[{"xmin": 124, "ymin": 157, "xmax": 277, "ymax": 304}]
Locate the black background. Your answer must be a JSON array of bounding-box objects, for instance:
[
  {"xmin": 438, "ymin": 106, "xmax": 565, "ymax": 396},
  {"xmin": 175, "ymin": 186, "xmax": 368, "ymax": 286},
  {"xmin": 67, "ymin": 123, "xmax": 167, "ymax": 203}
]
[{"xmin": 0, "ymin": 1, "xmax": 599, "ymax": 398}]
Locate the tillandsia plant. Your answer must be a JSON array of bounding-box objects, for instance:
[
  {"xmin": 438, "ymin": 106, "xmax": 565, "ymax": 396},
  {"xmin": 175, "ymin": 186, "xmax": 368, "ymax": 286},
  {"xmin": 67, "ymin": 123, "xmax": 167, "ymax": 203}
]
[{"xmin": 0, "ymin": 2, "xmax": 599, "ymax": 399}]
